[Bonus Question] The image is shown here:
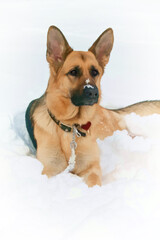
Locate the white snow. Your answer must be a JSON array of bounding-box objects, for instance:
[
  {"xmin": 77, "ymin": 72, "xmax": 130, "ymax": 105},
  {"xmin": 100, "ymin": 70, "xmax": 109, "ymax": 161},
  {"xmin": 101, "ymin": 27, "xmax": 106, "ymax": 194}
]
[
  {"xmin": 85, "ymin": 79, "xmax": 90, "ymax": 84},
  {"xmin": 0, "ymin": 1, "xmax": 160, "ymax": 240},
  {"xmin": 0, "ymin": 112, "xmax": 160, "ymax": 240},
  {"xmin": 84, "ymin": 84, "xmax": 94, "ymax": 89}
]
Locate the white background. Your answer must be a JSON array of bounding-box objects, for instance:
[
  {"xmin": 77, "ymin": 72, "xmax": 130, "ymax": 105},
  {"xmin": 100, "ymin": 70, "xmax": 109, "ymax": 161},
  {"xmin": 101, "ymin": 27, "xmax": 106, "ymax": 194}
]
[{"xmin": 0, "ymin": 1, "xmax": 160, "ymax": 240}]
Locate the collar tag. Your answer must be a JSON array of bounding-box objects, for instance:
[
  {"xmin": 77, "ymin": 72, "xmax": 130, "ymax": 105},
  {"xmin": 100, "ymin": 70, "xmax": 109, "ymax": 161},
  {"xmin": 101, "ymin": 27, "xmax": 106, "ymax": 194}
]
[{"xmin": 81, "ymin": 121, "xmax": 91, "ymax": 131}]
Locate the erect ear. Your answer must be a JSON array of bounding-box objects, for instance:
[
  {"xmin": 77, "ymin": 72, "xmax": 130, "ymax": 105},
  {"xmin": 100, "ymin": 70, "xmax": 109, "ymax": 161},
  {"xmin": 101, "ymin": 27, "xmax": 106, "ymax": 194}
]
[
  {"xmin": 46, "ymin": 26, "xmax": 73, "ymax": 71},
  {"xmin": 88, "ymin": 28, "xmax": 114, "ymax": 68}
]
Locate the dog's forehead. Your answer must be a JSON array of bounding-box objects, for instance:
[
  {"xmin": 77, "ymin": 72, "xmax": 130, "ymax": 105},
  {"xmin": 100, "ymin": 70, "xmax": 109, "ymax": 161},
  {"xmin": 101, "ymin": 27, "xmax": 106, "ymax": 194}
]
[{"xmin": 63, "ymin": 51, "xmax": 99, "ymax": 69}]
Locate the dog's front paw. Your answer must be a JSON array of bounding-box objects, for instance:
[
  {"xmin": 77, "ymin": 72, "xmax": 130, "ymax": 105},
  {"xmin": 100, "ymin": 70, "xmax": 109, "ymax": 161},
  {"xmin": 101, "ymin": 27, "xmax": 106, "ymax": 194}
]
[{"xmin": 85, "ymin": 173, "xmax": 102, "ymax": 187}]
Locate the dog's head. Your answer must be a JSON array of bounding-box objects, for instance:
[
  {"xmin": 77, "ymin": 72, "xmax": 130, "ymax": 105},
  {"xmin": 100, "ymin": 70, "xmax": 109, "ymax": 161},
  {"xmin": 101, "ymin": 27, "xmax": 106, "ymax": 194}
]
[{"xmin": 46, "ymin": 26, "xmax": 114, "ymax": 120}]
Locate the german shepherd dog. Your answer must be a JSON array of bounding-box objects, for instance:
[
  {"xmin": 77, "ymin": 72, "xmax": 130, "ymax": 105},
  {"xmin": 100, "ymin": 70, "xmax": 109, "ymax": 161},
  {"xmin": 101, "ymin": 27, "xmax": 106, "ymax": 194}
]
[{"xmin": 25, "ymin": 26, "xmax": 160, "ymax": 187}]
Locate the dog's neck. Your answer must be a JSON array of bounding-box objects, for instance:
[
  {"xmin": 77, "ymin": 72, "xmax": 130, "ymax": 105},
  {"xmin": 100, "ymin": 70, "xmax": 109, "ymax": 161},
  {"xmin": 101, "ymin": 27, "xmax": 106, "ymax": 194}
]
[
  {"xmin": 48, "ymin": 104, "xmax": 97, "ymax": 126},
  {"xmin": 47, "ymin": 109, "xmax": 90, "ymax": 137},
  {"xmin": 46, "ymin": 94, "xmax": 98, "ymax": 126}
]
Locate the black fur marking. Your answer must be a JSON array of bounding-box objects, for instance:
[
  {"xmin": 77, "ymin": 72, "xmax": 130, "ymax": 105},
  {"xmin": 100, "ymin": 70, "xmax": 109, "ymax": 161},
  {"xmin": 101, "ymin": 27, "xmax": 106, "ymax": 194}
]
[{"xmin": 25, "ymin": 100, "xmax": 37, "ymax": 149}]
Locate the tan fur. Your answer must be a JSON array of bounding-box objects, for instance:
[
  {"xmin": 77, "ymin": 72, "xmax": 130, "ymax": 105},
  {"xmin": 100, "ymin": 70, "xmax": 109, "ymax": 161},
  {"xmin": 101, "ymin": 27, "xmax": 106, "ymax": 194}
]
[
  {"xmin": 114, "ymin": 100, "xmax": 160, "ymax": 116},
  {"xmin": 30, "ymin": 26, "xmax": 160, "ymax": 187}
]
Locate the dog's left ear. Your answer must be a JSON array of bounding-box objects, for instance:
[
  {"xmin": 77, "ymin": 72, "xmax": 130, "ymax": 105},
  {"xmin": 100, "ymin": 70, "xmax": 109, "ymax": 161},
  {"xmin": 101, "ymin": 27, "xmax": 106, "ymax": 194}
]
[
  {"xmin": 88, "ymin": 28, "xmax": 114, "ymax": 68},
  {"xmin": 47, "ymin": 26, "xmax": 73, "ymax": 71}
]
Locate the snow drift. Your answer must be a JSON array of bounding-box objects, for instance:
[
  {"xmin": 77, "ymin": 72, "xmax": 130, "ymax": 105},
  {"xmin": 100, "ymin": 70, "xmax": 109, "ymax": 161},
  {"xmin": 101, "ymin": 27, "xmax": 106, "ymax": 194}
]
[{"xmin": 0, "ymin": 111, "xmax": 160, "ymax": 240}]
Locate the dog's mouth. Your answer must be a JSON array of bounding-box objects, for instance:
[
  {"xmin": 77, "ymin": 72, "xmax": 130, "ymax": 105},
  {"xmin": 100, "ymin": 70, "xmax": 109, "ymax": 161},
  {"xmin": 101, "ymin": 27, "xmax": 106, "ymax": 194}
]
[{"xmin": 71, "ymin": 85, "xmax": 99, "ymax": 106}]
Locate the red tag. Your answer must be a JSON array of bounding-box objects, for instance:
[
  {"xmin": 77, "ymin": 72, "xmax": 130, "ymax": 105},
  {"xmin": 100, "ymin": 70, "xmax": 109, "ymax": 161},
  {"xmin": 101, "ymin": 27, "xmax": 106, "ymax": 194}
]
[{"xmin": 81, "ymin": 121, "xmax": 91, "ymax": 131}]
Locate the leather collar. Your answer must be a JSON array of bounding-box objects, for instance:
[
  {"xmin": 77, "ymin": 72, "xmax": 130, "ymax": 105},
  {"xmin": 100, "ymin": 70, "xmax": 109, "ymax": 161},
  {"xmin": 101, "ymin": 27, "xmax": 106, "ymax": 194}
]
[{"xmin": 47, "ymin": 109, "xmax": 87, "ymax": 137}]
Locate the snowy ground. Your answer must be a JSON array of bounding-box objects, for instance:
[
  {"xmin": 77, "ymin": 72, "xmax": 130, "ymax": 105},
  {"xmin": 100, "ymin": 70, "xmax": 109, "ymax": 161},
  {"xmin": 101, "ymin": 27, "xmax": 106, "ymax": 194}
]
[
  {"xmin": 0, "ymin": 1, "xmax": 160, "ymax": 240},
  {"xmin": 0, "ymin": 112, "xmax": 160, "ymax": 240}
]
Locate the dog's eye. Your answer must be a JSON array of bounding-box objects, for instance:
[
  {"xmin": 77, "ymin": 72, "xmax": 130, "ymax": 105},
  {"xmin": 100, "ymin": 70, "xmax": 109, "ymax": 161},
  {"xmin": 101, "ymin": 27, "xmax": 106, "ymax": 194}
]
[
  {"xmin": 68, "ymin": 69, "xmax": 78, "ymax": 76},
  {"xmin": 90, "ymin": 69, "xmax": 99, "ymax": 77}
]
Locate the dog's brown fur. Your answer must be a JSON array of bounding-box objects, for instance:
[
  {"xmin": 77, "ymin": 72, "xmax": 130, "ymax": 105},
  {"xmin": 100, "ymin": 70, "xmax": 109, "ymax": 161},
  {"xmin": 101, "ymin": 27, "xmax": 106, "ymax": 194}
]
[{"xmin": 30, "ymin": 26, "xmax": 160, "ymax": 187}]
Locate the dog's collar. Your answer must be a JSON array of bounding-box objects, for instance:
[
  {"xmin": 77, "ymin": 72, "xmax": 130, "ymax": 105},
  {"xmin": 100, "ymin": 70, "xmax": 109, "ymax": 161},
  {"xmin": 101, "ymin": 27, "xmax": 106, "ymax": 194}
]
[{"xmin": 47, "ymin": 109, "xmax": 91, "ymax": 137}]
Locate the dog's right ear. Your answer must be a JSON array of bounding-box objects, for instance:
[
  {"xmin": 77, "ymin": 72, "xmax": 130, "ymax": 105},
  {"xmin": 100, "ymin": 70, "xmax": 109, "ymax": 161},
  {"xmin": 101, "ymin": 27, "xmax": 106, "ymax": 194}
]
[{"xmin": 46, "ymin": 26, "xmax": 73, "ymax": 71}]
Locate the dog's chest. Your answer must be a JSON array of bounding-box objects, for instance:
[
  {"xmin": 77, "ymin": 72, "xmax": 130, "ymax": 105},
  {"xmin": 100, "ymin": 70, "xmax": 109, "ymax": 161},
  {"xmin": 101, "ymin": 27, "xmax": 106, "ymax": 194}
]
[
  {"xmin": 60, "ymin": 132, "xmax": 72, "ymax": 161},
  {"xmin": 60, "ymin": 131, "xmax": 99, "ymax": 173}
]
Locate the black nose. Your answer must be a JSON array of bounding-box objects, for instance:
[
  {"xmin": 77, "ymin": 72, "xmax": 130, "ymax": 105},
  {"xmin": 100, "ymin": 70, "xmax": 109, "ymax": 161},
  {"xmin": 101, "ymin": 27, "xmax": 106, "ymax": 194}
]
[
  {"xmin": 83, "ymin": 85, "xmax": 99, "ymax": 99},
  {"xmin": 71, "ymin": 85, "xmax": 99, "ymax": 106}
]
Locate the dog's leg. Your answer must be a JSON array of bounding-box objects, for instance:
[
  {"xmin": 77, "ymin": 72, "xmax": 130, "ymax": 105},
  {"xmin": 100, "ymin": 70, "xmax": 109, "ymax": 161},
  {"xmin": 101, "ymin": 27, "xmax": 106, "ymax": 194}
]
[
  {"xmin": 77, "ymin": 160, "xmax": 102, "ymax": 187},
  {"xmin": 38, "ymin": 147, "xmax": 68, "ymax": 177},
  {"xmin": 80, "ymin": 161, "xmax": 102, "ymax": 187},
  {"xmin": 73, "ymin": 139, "xmax": 102, "ymax": 187},
  {"xmin": 34, "ymin": 125, "xmax": 68, "ymax": 177},
  {"xmin": 37, "ymin": 146, "xmax": 67, "ymax": 177}
]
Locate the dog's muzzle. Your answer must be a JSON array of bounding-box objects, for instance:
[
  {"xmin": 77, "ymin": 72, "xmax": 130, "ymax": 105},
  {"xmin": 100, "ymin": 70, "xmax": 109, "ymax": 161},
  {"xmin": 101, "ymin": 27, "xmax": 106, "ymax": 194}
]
[{"xmin": 71, "ymin": 85, "xmax": 99, "ymax": 106}]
